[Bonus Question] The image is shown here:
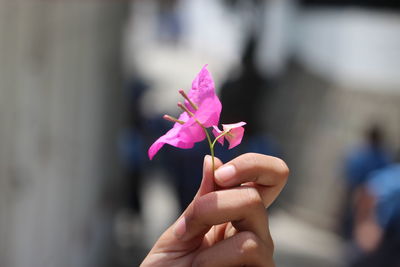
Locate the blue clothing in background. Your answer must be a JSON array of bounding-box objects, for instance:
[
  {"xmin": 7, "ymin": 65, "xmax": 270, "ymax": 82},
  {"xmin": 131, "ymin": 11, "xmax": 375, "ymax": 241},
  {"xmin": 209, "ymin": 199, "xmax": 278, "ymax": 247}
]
[
  {"xmin": 345, "ymin": 146, "xmax": 391, "ymax": 190},
  {"xmin": 119, "ymin": 129, "xmax": 146, "ymax": 171},
  {"xmin": 367, "ymin": 164, "xmax": 400, "ymax": 234},
  {"xmin": 342, "ymin": 144, "xmax": 391, "ymax": 240}
]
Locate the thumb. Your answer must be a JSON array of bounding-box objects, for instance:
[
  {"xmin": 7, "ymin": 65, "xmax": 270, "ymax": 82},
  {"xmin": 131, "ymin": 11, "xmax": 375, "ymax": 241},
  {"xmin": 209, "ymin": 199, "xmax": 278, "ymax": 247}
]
[
  {"xmin": 171, "ymin": 155, "xmax": 222, "ymax": 244},
  {"xmin": 195, "ymin": 155, "xmax": 223, "ymax": 198}
]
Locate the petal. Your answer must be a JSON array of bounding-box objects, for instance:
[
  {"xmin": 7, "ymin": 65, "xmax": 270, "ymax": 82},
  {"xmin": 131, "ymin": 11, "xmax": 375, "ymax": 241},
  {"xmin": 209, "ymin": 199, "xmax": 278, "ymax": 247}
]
[
  {"xmin": 188, "ymin": 65, "xmax": 222, "ymax": 127},
  {"xmin": 212, "ymin": 126, "xmax": 224, "ymax": 146},
  {"xmin": 196, "ymin": 95, "xmax": 221, "ymax": 127},
  {"xmin": 222, "ymin": 121, "xmax": 247, "ymax": 132},
  {"xmin": 148, "ymin": 126, "xmax": 193, "ymax": 160},
  {"xmin": 221, "ymin": 122, "xmax": 246, "ymax": 149},
  {"xmin": 189, "ymin": 65, "xmax": 215, "ymax": 104},
  {"xmin": 148, "ymin": 119, "xmax": 206, "ymax": 160},
  {"xmin": 226, "ymin": 126, "xmax": 245, "ymax": 149},
  {"xmin": 179, "ymin": 119, "xmax": 206, "ymax": 143},
  {"xmin": 177, "ymin": 112, "xmax": 188, "ymax": 123},
  {"xmin": 148, "ymin": 140, "xmax": 165, "ymax": 160}
]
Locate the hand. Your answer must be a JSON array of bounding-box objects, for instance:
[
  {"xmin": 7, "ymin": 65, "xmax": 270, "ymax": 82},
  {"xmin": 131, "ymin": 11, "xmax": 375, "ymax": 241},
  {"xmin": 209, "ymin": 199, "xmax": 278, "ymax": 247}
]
[
  {"xmin": 141, "ymin": 153, "xmax": 289, "ymax": 266},
  {"xmin": 353, "ymin": 187, "xmax": 383, "ymax": 252}
]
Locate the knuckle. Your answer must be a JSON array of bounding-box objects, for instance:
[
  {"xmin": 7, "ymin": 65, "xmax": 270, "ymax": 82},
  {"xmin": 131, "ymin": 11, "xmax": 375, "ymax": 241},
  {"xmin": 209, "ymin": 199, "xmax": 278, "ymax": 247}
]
[
  {"xmin": 190, "ymin": 193, "xmax": 216, "ymax": 225},
  {"xmin": 275, "ymin": 157, "xmax": 290, "ymax": 181},
  {"xmin": 235, "ymin": 231, "xmax": 261, "ymax": 257},
  {"xmin": 236, "ymin": 153, "xmax": 260, "ymax": 171},
  {"xmin": 235, "ymin": 232, "xmax": 275, "ymax": 266},
  {"xmin": 243, "ymin": 187, "xmax": 263, "ymax": 208},
  {"xmin": 191, "ymin": 198, "xmax": 206, "ymax": 222},
  {"xmin": 246, "ymin": 152, "xmax": 261, "ymax": 167}
]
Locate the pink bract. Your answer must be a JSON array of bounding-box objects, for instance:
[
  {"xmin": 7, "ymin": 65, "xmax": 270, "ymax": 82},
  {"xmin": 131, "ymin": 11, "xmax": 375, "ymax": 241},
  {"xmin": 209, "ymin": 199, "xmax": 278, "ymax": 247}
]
[
  {"xmin": 148, "ymin": 65, "xmax": 222, "ymax": 160},
  {"xmin": 212, "ymin": 122, "xmax": 246, "ymax": 149},
  {"xmin": 178, "ymin": 65, "xmax": 221, "ymax": 127}
]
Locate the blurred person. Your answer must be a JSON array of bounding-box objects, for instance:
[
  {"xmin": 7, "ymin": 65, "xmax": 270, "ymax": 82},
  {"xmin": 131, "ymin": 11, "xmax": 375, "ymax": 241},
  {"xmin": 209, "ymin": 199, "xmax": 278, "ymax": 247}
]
[
  {"xmin": 141, "ymin": 153, "xmax": 289, "ymax": 266},
  {"xmin": 220, "ymin": 34, "xmax": 267, "ymax": 137},
  {"xmin": 344, "ymin": 126, "xmax": 392, "ymax": 191},
  {"xmin": 351, "ymin": 151, "xmax": 400, "ymax": 267},
  {"xmin": 142, "ymin": 114, "xmax": 208, "ymax": 212},
  {"xmin": 156, "ymin": 0, "xmax": 182, "ymax": 45},
  {"xmin": 342, "ymin": 126, "xmax": 392, "ymax": 241},
  {"xmin": 118, "ymin": 76, "xmax": 149, "ymax": 215},
  {"xmin": 219, "ymin": 34, "xmax": 281, "ymax": 164},
  {"xmin": 165, "ymin": 142, "xmax": 210, "ymax": 212}
]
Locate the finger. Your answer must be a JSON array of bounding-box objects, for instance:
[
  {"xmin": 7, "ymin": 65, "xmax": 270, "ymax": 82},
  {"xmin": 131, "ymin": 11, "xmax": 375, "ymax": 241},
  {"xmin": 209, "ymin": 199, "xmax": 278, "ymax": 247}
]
[
  {"xmin": 214, "ymin": 153, "xmax": 289, "ymax": 207},
  {"xmin": 193, "ymin": 231, "xmax": 274, "ymax": 267},
  {"xmin": 195, "ymin": 155, "xmax": 223, "ymax": 198},
  {"xmin": 153, "ymin": 156, "xmax": 222, "ymax": 252},
  {"xmin": 176, "ymin": 186, "xmax": 269, "ymax": 243},
  {"xmin": 214, "ymin": 153, "xmax": 289, "ymax": 187}
]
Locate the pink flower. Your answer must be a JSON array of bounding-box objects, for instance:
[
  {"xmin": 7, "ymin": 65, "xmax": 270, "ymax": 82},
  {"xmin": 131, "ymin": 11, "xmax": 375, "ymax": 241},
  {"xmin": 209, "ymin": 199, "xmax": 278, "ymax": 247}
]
[
  {"xmin": 148, "ymin": 65, "xmax": 222, "ymax": 160},
  {"xmin": 212, "ymin": 122, "xmax": 247, "ymax": 149}
]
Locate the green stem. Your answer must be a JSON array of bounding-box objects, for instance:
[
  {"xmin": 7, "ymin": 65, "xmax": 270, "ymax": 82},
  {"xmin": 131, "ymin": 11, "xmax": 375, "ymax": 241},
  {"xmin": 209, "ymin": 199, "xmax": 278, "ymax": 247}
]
[
  {"xmin": 202, "ymin": 128, "xmax": 229, "ymax": 173},
  {"xmin": 193, "ymin": 119, "xmax": 217, "ymax": 173},
  {"xmin": 212, "ymin": 132, "xmax": 229, "ymax": 148},
  {"xmin": 203, "ymin": 127, "xmax": 215, "ymax": 171}
]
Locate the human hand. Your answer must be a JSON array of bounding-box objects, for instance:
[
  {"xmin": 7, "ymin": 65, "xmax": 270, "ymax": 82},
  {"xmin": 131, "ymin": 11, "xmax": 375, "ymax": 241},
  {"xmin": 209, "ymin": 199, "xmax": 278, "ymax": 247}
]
[
  {"xmin": 353, "ymin": 187, "xmax": 383, "ymax": 253},
  {"xmin": 141, "ymin": 153, "xmax": 289, "ymax": 266}
]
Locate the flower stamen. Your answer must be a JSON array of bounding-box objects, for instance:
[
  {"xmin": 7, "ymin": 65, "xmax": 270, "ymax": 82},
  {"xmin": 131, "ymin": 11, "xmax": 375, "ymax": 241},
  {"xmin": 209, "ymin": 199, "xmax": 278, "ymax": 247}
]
[
  {"xmin": 177, "ymin": 102, "xmax": 195, "ymax": 117},
  {"xmin": 226, "ymin": 131, "xmax": 233, "ymax": 138},
  {"xmin": 163, "ymin": 114, "xmax": 185, "ymax": 125},
  {"xmin": 179, "ymin": 89, "xmax": 198, "ymax": 110}
]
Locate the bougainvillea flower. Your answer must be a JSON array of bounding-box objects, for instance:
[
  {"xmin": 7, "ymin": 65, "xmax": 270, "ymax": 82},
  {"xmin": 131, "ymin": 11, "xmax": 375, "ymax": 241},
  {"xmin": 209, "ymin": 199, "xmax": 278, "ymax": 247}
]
[
  {"xmin": 178, "ymin": 65, "xmax": 222, "ymax": 127},
  {"xmin": 148, "ymin": 65, "xmax": 222, "ymax": 160},
  {"xmin": 212, "ymin": 122, "xmax": 247, "ymax": 149}
]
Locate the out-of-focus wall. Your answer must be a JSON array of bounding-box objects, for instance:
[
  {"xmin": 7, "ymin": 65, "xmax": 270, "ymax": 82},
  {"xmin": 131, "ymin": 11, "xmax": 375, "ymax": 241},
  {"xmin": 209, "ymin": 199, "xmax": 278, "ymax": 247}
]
[
  {"xmin": 265, "ymin": 65, "xmax": 400, "ymax": 229},
  {"xmin": 295, "ymin": 8, "xmax": 400, "ymax": 91},
  {"xmin": 0, "ymin": 1, "xmax": 127, "ymax": 267},
  {"xmin": 264, "ymin": 7, "xmax": 400, "ymax": 230}
]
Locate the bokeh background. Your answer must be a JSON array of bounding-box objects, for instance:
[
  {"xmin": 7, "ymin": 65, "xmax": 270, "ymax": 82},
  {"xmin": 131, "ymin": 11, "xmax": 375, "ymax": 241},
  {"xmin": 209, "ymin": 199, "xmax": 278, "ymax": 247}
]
[{"xmin": 1, "ymin": 0, "xmax": 400, "ymax": 266}]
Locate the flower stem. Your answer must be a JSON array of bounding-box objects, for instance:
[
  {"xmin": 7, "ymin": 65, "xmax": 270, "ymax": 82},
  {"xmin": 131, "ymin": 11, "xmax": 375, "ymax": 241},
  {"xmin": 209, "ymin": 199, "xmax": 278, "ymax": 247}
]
[
  {"xmin": 203, "ymin": 128, "xmax": 229, "ymax": 172},
  {"xmin": 212, "ymin": 132, "xmax": 229, "ymax": 147},
  {"xmin": 203, "ymin": 127, "xmax": 215, "ymax": 171}
]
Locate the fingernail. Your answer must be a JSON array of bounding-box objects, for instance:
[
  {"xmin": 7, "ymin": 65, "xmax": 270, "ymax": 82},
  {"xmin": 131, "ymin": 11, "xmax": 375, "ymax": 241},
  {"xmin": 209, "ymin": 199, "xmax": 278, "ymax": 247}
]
[
  {"xmin": 215, "ymin": 164, "xmax": 236, "ymax": 184},
  {"xmin": 203, "ymin": 155, "xmax": 210, "ymax": 176},
  {"xmin": 174, "ymin": 217, "xmax": 187, "ymax": 239},
  {"xmin": 204, "ymin": 155, "xmax": 211, "ymax": 168}
]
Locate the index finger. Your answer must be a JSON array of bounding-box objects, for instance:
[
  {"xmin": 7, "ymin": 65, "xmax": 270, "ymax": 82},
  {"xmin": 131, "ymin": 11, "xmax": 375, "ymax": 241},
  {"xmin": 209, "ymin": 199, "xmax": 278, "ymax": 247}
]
[{"xmin": 214, "ymin": 153, "xmax": 289, "ymax": 207}]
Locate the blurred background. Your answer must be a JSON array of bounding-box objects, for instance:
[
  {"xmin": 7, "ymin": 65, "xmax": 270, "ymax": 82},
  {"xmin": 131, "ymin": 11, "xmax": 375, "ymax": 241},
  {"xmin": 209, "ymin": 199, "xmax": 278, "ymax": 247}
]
[{"xmin": 1, "ymin": 0, "xmax": 400, "ymax": 266}]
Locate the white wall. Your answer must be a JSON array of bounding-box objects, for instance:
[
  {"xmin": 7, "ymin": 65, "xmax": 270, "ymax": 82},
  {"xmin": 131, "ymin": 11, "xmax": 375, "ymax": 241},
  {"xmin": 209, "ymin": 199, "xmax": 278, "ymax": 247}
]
[
  {"xmin": 294, "ymin": 8, "xmax": 400, "ymax": 92},
  {"xmin": 0, "ymin": 2, "xmax": 126, "ymax": 267}
]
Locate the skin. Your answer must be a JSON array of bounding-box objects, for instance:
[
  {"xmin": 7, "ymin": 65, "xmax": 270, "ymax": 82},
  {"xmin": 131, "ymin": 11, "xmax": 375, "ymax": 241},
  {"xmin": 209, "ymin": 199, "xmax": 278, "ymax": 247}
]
[
  {"xmin": 141, "ymin": 153, "xmax": 289, "ymax": 267},
  {"xmin": 353, "ymin": 186, "xmax": 383, "ymax": 252}
]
